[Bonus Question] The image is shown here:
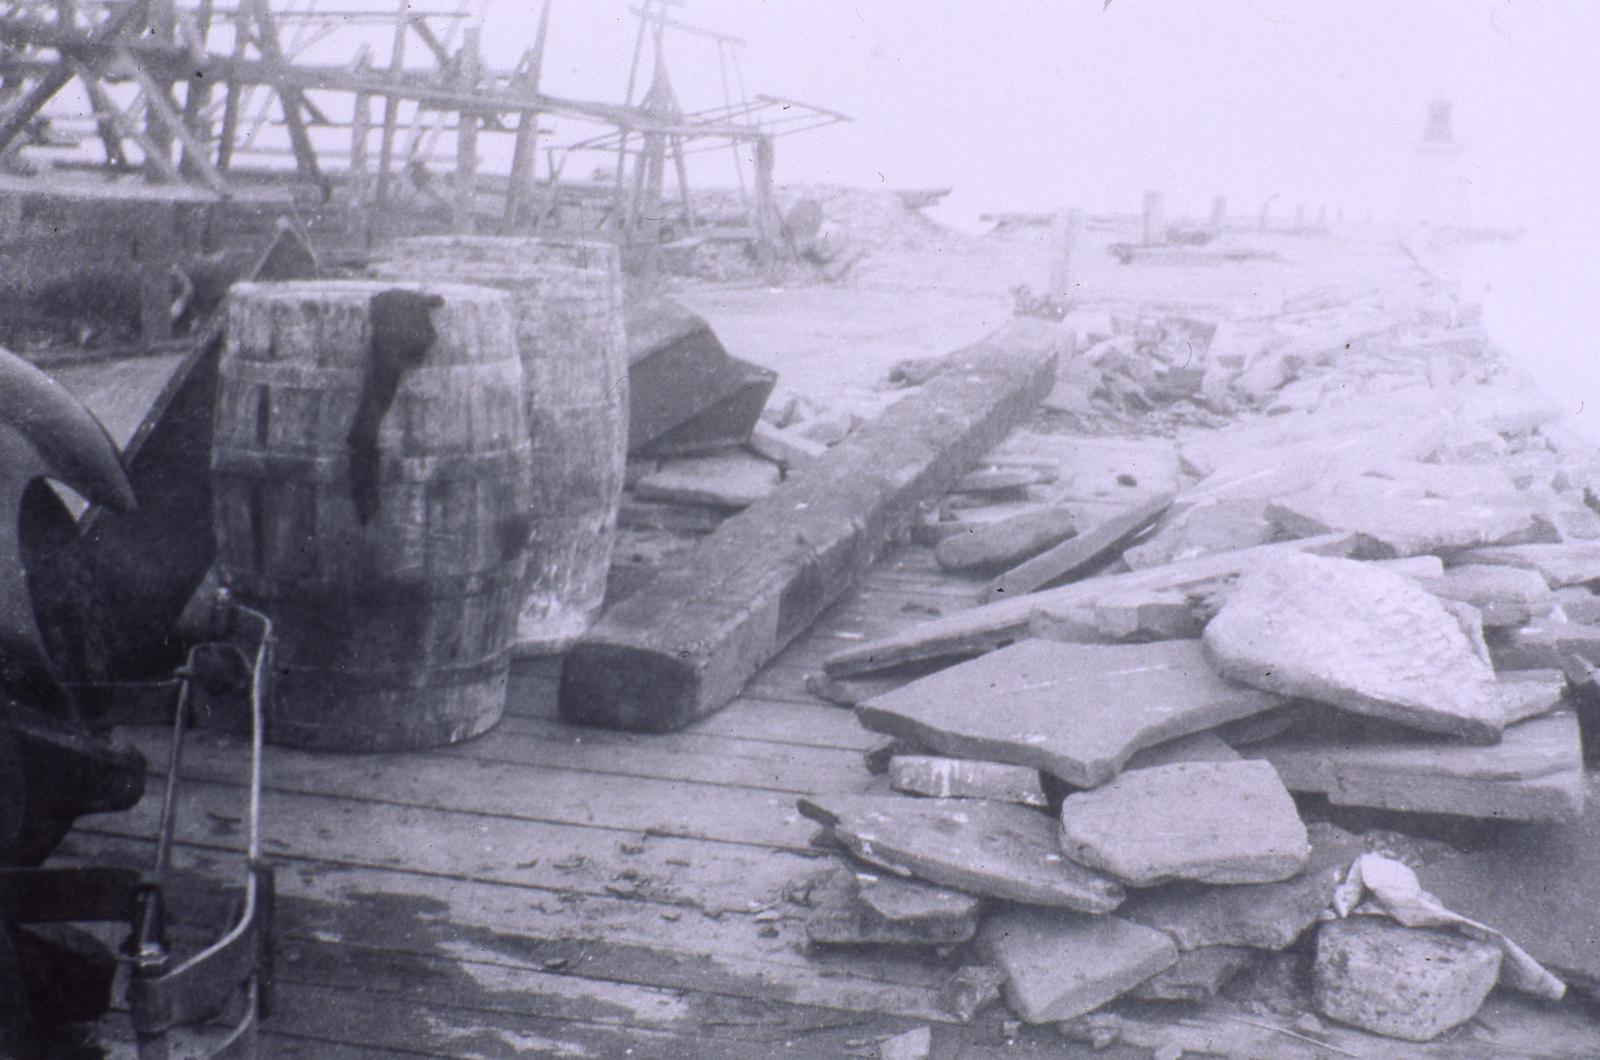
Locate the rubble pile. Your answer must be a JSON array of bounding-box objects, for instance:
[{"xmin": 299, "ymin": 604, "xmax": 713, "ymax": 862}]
[
  {"xmin": 677, "ymin": 184, "xmax": 953, "ymax": 284},
  {"xmin": 1039, "ymin": 283, "xmax": 1502, "ymax": 437},
  {"xmin": 775, "ymin": 280, "xmax": 1600, "ymax": 1047}
]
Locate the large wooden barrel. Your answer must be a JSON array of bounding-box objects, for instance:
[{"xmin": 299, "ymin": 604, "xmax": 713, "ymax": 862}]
[
  {"xmin": 372, "ymin": 237, "xmax": 627, "ymax": 653},
  {"xmin": 211, "ymin": 280, "xmax": 532, "ymax": 751}
]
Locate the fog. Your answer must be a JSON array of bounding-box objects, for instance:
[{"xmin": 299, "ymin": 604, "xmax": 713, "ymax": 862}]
[{"xmin": 474, "ymin": 0, "xmax": 1600, "ymax": 233}]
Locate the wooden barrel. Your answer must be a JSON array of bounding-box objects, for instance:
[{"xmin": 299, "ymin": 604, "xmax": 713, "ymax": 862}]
[
  {"xmin": 211, "ymin": 280, "xmax": 532, "ymax": 751},
  {"xmin": 372, "ymin": 237, "xmax": 627, "ymax": 653}
]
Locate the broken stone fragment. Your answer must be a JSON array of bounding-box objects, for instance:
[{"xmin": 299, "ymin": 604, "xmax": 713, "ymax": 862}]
[
  {"xmin": 1451, "ymin": 541, "xmax": 1600, "ymax": 587},
  {"xmin": 1121, "ymin": 498, "xmax": 1275, "ymax": 570},
  {"xmin": 857, "ymin": 639, "xmax": 1280, "ymax": 789},
  {"xmin": 937, "ymin": 964, "xmax": 1006, "ymax": 1022},
  {"xmin": 876, "ymin": 1026, "xmax": 931, "ymax": 1060},
  {"xmin": 933, "ymin": 506, "xmax": 1078, "ymax": 574},
  {"xmin": 1127, "ymin": 944, "xmax": 1258, "ymax": 1001},
  {"xmin": 804, "ymin": 870, "xmax": 977, "ymax": 946},
  {"xmin": 746, "ymin": 419, "xmax": 828, "ymax": 469},
  {"xmin": 886, "ymin": 755, "xmax": 1047, "ymax": 807},
  {"xmin": 1203, "ymin": 552, "xmax": 1505, "ymax": 743},
  {"xmin": 796, "ymin": 794, "xmax": 1124, "ymax": 913},
  {"xmin": 851, "ymin": 869, "xmax": 983, "ymax": 925},
  {"xmin": 633, "ymin": 451, "xmax": 781, "ymax": 509},
  {"xmin": 1119, "ymin": 822, "xmax": 1363, "ymax": 951},
  {"xmin": 1058, "ymin": 760, "xmax": 1309, "ymax": 886},
  {"xmin": 979, "ymin": 907, "xmax": 1177, "ymax": 1023},
  {"xmin": 1246, "ymin": 710, "xmax": 1586, "ymax": 823},
  {"xmin": 1265, "ymin": 476, "xmax": 1545, "ymax": 557},
  {"xmin": 1313, "ymin": 918, "xmax": 1501, "ymax": 1042},
  {"xmin": 1122, "ymin": 730, "xmax": 1241, "ymax": 771}
]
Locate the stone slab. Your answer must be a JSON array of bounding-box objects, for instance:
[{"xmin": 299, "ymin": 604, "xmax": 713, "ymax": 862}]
[
  {"xmin": 1416, "ymin": 563, "xmax": 1553, "ymax": 628},
  {"xmin": 796, "ymin": 794, "xmax": 1124, "ymax": 913},
  {"xmin": 803, "ymin": 869, "xmax": 976, "ymax": 946},
  {"xmin": 1127, "ymin": 945, "xmax": 1258, "ymax": 1001},
  {"xmin": 1119, "ymin": 822, "xmax": 1363, "ymax": 950},
  {"xmin": 1246, "ymin": 711, "xmax": 1586, "ymax": 823},
  {"xmin": 1266, "ymin": 477, "xmax": 1544, "ymax": 558},
  {"xmin": 850, "ymin": 868, "xmax": 984, "ymax": 925},
  {"xmin": 633, "ymin": 451, "xmax": 782, "ymax": 510},
  {"xmin": 1058, "ymin": 760, "xmax": 1309, "ymax": 886},
  {"xmin": 1313, "ymin": 918, "xmax": 1501, "ymax": 1042},
  {"xmin": 887, "ymin": 755, "xmax": 1047, "ymax": 807},
  {"xmin": 857, "ymin": 639, "xmax": 1281, "ymax": 789},
  {"xmin": 823, "ymin": 532, "xmax": 1361, "ymax": 679},
  {"xmin": 933, "ymin": 506, "xmax": 1078, "ymax": 574},
  {"xmin": 1203, "ymin": 552, "xmax": 1504, "ymax": 742},
  {"xmin": 978, "ymin": 907, "xmax": 1177, "ymax": 1023},
  {"xmin": 1451, "ymin": 541, "xmax": 1600, "ymax": 587},
  {"xmin": 1423, "ymin": 773, "xmax": 1600, "ymax": 992},
  {"xmin": 1123, "ymin": 731, "xmax": 1242, "ymax": 772},
  {"xmin": 983, "ymin": 492, "xmax": 1174, "ymax": 601},
  {"xmin": 1122, "ymin": 498, "xmax": 1275, "ymax": 570},
  {"xmin": 746, "ymin": 419, "xmax": 827, "ymax": 468}
]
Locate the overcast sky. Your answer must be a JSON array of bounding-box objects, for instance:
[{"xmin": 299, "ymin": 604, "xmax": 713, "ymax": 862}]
[{"xmin": 461, "ymin": 0, "xmax": 1600, "ymax": 230}]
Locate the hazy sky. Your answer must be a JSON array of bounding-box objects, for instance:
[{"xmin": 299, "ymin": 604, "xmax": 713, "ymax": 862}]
[{"xmin": 459, "ymin": 0, "xmax": 1600, "ymax": 230}]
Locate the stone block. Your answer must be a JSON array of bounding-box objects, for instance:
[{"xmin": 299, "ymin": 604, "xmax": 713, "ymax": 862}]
[
  {"xmin": 1058, "ymin": 760, "xmax": 1309, "ymax": 886},
  {"xmin": 979, "ymin": 908, "xmax": 1177, "ymax": 1023},
  {"xmin": 1313, "ymin": 918, "xmax": 1501, "ymax": 1042}
]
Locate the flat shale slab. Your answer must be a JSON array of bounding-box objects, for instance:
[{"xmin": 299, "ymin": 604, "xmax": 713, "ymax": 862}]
[
  {"xmin": 1128, "ymin": 945, "xmax": 1258, "ymax": 1001},
  {"xmin": 561, "ymin": 334, "xmax": 1056, "ymax": 731},
  {"xmin": 797, "ymin": 794, "xmax": 1124, "ymax": 913},
  {"xmin": 886, "ymin": 755, "xmax": 1047, "ymax": 807},
  {"xmin": 933, "ymin": 506, "xmax": 1078, "ymax": 573},
  {"xmin": 857, "ymin": 639, "xmax": 1281, "ymax": 788},
  {"xmin": 1119, "ymin": 822, "xmax": 1364, "ymax": 950},
  {"xmin": 1058, "ymin": 760, "xmax": 1309, "ymax": 886},
  {"xmin": 979, "ymin": 907, "xmax": 1177, "ymax": 1023},
  {"xmin": 1450, "ymin": 541, "xmax": 1600, "ymax": 587},
  {"xmin": 1247, "ymin": 711, "xmax": 1586, "ymax": 823},
  {"xmin": 1266, "ymin": 479, "xmax": 1543, "ymax": 558},
  {"xmin": 1203, "ymin": 552, "xmax": 1505, "ymax": 742}
]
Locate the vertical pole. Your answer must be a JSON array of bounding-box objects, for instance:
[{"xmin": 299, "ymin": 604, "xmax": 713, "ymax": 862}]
[
  {"xmin": 503, "ymin": 0, "xmax": 552, "ymax": 227},
  {"xmin": 670, "ymin": 135, "xmax": 693, "ymax": 233},
  {"xmin": 349, "ymin": 47, "xmax": 373, "ymax": 205},
  {"xmin": 178, "ymin": 0, "xmax": 214, "ymax": 179},
  {"xmin": 1048, "ymin": 208, "xmax": 1081, "ymax": 309},
  {"xmin": 753, "ymin": 135, "xmax": 776, "ymax": 246},
  {"xmin": 613, "ymin": 2, "xmax": 651, "ymax": 228},
  {"xmin": 453, "ymin": 26, "xmax": 480, "ymax": 233},
  {"xmin": 374, "ymin": 0, "xmax": 409, "ymax": 209},
  {"xmin": 214, "ymin": 6, "xmax": 247, "ymax": 171},
  {"xmin": 1209, "ymin": 195, "xmax": 1227, "ymax": 229},
  {"xmin": 1141, "ymin": 190, "xmax": 1165, "ymax": 246}
]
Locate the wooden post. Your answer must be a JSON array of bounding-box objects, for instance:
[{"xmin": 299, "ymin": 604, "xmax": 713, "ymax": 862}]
[
  {"xmin": 143, "ymin": 0, "xmax": 176, "ymax": 183},
  {"xmin": 503, "ymin": 0, "xmax": 552, "ymax": 227},
  {"xmin": 1141, "ymin": 190, "xmax": 1165, "ymax": 246},
  {"xmin": 177, "ymin": 0, "xmax": 214, "ymax": 180},
  {"xmin": 374, "ymin": 0, "xmax": 409, "ymax": 208},
  {"xmin": 452, "ymin": 26, "xmax": 480, "ymax": 233},
  {"xmin": 214, "ymin": 7, "xmax": 248, "ymax": 171},
  {"xmin": 670, "ymin": 135, "xmax": 694, "ymax": 233},
  {"xmin": 1048, "ymin": 208, "xmax": 1081, "ymax": 309},
  {"xmin": 349, "ymin": 48, "xmax": 373, "ymax": 204},
  {"xmin": 753, "ymin": 135, "xmax": 776, "ymax": 246}
]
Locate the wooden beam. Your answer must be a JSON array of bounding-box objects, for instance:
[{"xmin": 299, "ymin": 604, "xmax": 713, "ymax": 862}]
[
  {"xmin": 69, "ymin": 61, "xmax": 184, "ymax": 183},
  {"xmin": 128, "ymin": 55, "xmax": 229, "ymax": 194},
  {"xmin": 245, "ymin": 0, "xmax": 325, "ymax": 194},
  {"xmin": 373, "ymin": 0, "xmax": 407, "ymax": 207},
  {"xmin": 981, "ymin": 492, "xmax": 1174, "ymax": 602},
  {"xmin": 502, "ymin": 0, "xmax": 551, "ymax": 227},
  {"xmin": 0, "ymin": 0, "xmax": 147, "ymax": 154},
  {"xmin": 557, "ymin": 325, "xmax": 1060, "ymax": 733},
  {"xmin": 451, "ymin": 25, "xmax": 479, "ymax": 233}
]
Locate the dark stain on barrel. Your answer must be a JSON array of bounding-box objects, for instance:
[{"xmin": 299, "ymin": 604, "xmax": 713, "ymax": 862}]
[{"xmin": 348, "ymin": 290, "xmax": 443, "ymax": 524}]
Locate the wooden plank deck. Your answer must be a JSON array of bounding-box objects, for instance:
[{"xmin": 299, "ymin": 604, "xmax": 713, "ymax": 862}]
[{"xmin": 62, "ymin": 528, "xmax": 1081, "ymax": 1058}]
